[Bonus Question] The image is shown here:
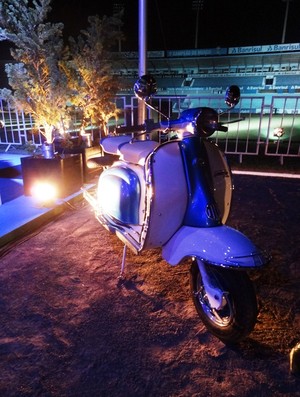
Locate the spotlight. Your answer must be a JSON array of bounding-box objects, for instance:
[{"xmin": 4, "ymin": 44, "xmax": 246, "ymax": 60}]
[{"xmin": 31, "ymin": 181, "xmax": 57, "ymax": 204}]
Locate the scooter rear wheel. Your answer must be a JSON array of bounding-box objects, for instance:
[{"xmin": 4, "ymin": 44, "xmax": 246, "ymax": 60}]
[{"xmin": 190, "ymin": 260, "xmax": 258, "ymax": 344}]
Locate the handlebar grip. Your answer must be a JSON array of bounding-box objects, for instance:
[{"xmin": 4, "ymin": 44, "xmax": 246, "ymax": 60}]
[{"xmin": 217, "ymin": 125, "xmax": 228, "ymax": 132}]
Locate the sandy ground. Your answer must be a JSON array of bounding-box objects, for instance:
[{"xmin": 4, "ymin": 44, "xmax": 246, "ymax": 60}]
[{"xmin": 0, "ymin": 174, "xmax": 299, "ymax": 397}]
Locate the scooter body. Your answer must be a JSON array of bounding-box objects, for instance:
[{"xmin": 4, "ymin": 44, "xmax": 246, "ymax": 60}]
[
  {"xmin": 91, "ymin": 133, "xmax": 265, "ymax": 269},
  {"xmin": 84, "ymin": 76, "xmax": 269, "ymax": 344}
]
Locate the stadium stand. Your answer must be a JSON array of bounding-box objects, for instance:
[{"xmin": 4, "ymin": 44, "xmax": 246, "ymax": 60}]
[{"xmin": 113, "ymin": 42, "xmax": 300, "ymax": 99}]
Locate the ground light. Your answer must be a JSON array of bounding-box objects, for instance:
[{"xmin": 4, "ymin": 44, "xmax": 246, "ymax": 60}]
[{"xmin": 30, "ymin": 181, "xmax": 58, "ymax": 205}]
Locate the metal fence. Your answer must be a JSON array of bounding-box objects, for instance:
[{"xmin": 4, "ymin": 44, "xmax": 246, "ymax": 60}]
[
  {"xmin": 0, "ymin": 99, "xmax": 41, "ymax": 151},
  {"xmin": 1, "ymin": 95, "xmax": 300, "ymax": 163}
]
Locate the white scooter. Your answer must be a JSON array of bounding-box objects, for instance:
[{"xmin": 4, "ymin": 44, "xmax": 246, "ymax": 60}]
[{"xmin": 84, "ymin": 75, "xmax": 269, "ymax": 344}]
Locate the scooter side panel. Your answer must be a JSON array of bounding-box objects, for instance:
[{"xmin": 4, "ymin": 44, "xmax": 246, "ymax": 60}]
[
  {"xmin": 143, "ymin": 141, "xmax": 188, "ymax": 248},
  {"xmin": 162, "ymin": 225, "xmax": 268, "ymax": 268},
  {"xmin": 203, "ymin": 140, "xmax": 233, "ymax": 224},
  {"xmin": 98, "ymin": 166, "xmax": 140, "ymax": 224}
]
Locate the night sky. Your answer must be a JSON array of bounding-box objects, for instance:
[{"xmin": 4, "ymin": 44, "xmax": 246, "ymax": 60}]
[
  {"xmin": 0, "ymin": 0, "xmax": 300, "ymax": 58},
  {"xmin": 48, "ymin": 0, "xmax": 300, "ymax": 50}
]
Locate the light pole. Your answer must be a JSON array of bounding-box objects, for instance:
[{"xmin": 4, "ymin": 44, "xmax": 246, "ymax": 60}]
[
  {"xmin": 281, "ymin": 0, "xmax": 292, "ymax": 43},
  {"xmin": 138, "ymin": 0, "xmax": 147, "ymax": 127},
  {"xmin": 192, "ymin": 0, "xmax": 204, "ymax": 48},
  {"xmin": 113, "ymin": 2, "xmax": 125, "ymax": 52}
]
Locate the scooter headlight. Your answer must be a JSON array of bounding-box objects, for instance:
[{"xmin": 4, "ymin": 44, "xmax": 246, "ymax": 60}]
[{"xmin": 194, "ymin": 107, "xmax": 219, "ymax": 137}]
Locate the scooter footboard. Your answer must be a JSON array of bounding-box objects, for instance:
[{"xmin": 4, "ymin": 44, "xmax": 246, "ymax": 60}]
[{"xmin": 162, "ymin": 225, "xmax": 269, "ymax": 268}]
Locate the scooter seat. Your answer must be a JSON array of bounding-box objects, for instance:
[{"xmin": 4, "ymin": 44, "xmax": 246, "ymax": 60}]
[
  {"xmin": 119, "ymin": 140, "xmax": 159, "ymax": 165},
  {"xmin": 101, "ymin": 135, "xmax": 131, "ymax": 155}
]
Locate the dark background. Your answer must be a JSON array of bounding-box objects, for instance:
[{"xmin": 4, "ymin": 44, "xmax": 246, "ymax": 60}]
[
  {"xmin": 1, "ymin": 0, "xmax": 299, "ymax": 60},
  {"xmin": 48, "ymin": 0, "xmax": 300, "ymax": 50}
]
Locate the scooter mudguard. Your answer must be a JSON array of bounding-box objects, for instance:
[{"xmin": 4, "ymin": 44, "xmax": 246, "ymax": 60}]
[{"xmin": 162, "ymin": 225, "xmax": 269, "ymax": 268}]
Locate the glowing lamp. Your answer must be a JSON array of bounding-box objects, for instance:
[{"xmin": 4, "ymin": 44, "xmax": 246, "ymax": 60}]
[
  {"xmin": 21, "ymin": 155, "xmax": 83, "ymax": 198},
  {"xmin": 31, "ymin": 181, "xmax": 57, "ymax": 203}
]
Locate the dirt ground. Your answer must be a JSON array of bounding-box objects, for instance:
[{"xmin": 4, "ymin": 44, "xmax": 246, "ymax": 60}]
[{"xmin": 0, "ymin": 174, "xmax": 299, "ymax": 397}]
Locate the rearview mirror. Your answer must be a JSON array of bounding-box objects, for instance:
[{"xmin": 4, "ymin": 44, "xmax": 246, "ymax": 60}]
[
  {"xmin": 134, "ymin": 75, "xmax": 157, "ymax": 101},
  {"xmin": 225, "ymin": 85, "xmax": 240, "ymax": 108}
]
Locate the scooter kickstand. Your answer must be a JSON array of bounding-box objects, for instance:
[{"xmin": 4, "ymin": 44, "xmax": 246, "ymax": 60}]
[{"xmin": 119, "ymin": 244, "xmax": 127, "ymax": 280}]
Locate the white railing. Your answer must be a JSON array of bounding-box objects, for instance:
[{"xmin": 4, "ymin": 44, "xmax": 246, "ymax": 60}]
[
  {"xmin": 1, "ymin": 95, "xmax": 300, "ymax": 163},
  {"xmin": 0, "ymin": 99, "xmax": 39, "ymax": 151}
]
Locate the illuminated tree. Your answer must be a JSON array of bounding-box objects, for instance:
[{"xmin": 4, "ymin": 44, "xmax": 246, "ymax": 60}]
[
  {"xmin": 66, "ymin": 14, "xmax": 123, "ymax": 135},
  {"xmin": 0, "ymin": 0, "xmax": 123, "ymax": 146},
  {"xmin": 0, "ymin": 0, "xmax": 70, "ymax": 143}
]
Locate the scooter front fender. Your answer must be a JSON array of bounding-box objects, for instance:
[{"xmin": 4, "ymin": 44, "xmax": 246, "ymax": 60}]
[{"xmin": 162, "ymin": 225, "xmax": 269, "ymax": 268}]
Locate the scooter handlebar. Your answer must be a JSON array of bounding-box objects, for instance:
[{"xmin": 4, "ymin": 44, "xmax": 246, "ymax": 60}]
[
  {"xmin": 217, "ymin": 124, "xmax": 228, "ymax": 132},
  {"xmin": 114, "ymin": 111, "xmax": 230, "ymax": 137},
  {"xmin": 115, "ymin": 124, "xmax": 146, "ymax": 134},
  {"xmin": 115, "ymin": 119, "xmax": 162, "ymax": 135}
]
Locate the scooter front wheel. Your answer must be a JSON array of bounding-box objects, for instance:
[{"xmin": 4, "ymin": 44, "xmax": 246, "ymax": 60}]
[{"xmin": 190, "ymin": 260, "xmax": 258, "ymax": 344}]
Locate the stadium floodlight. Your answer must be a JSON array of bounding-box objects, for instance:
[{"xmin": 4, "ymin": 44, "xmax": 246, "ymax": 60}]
[{"xmin": 281, "ymin": 0, "xmax": 293, "ymax": 43}]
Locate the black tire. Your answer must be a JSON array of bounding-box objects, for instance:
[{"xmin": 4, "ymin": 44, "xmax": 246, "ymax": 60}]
[{"xmin": 190, "ymin": 259, "xmax": 258, "ymax": 344}]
